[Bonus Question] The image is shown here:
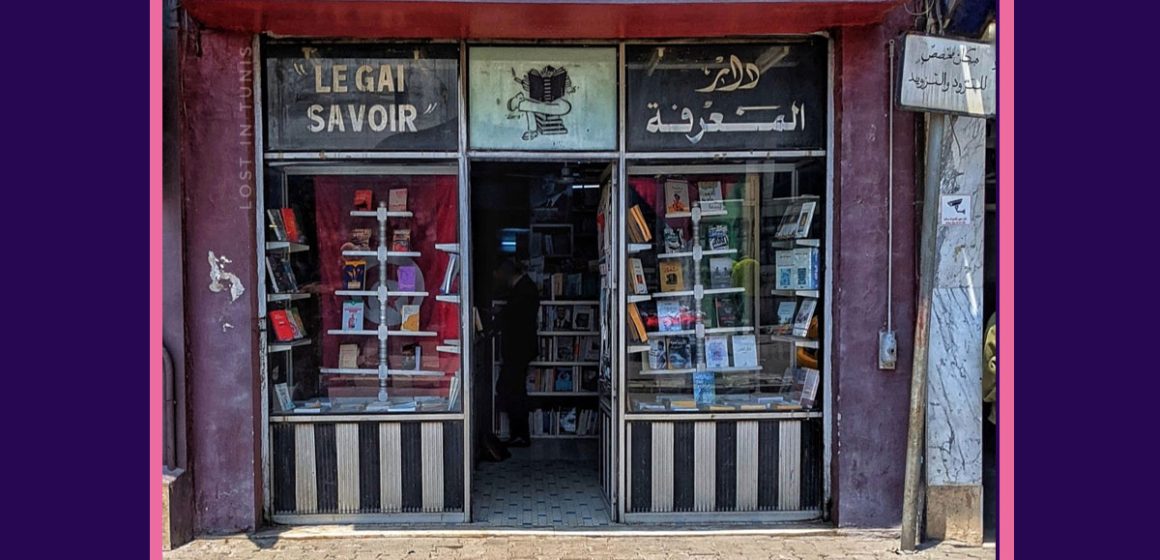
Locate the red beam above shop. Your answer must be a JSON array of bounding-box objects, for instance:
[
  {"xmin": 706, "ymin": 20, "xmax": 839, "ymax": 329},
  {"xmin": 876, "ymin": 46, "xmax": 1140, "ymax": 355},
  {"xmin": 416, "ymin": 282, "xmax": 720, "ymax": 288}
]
[{"xmin": 183, "ymin": 0, "xmax": 901, "ymax": 39}]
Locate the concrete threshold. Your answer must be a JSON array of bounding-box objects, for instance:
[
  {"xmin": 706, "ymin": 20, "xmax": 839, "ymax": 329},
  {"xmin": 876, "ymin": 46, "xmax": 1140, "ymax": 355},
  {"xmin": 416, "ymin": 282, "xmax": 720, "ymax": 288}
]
[{"xmin": 252, "ymin": 523, "xmax": 841, "ymax": 540}]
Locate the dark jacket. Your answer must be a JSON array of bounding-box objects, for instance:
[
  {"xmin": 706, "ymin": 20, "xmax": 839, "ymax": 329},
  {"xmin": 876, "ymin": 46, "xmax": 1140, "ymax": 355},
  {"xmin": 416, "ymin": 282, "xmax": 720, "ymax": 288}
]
[{"xmin": 499, "ymin": 274, "xmax": 541, "ymax": 364}]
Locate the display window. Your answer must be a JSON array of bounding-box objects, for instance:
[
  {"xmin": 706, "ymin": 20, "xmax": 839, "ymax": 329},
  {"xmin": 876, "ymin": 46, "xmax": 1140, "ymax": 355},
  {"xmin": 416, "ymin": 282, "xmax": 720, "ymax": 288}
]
[
  {"xmin": 263, "ymin": 164, "xmax": 464, "ymax": 415},
  {"xmin": 622, "ymin": 160, "xmax": 825, "ymax": 413}
]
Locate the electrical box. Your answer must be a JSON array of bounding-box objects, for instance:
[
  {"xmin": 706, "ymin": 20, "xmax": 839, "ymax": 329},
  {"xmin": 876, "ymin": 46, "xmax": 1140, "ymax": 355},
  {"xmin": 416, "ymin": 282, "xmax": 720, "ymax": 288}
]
[{"xmin": 878, "ymin": 330, "xmax": 897, "ymax": 370}]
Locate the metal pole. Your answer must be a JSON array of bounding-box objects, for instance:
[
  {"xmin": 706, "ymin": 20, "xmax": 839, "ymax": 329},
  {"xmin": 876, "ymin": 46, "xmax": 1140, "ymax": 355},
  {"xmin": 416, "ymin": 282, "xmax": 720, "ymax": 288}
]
[{"xmin": 900, "ymin": 113, "xmax": 945, "ymax": 551}]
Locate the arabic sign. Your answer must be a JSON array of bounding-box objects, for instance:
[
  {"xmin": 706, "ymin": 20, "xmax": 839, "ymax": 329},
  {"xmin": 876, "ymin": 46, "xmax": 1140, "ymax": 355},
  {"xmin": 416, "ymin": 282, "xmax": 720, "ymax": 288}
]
[
  {"xmin": 264, "ymin": 43, "xmax": 459, "ymax": 151},
  {"xmin": 468, "ymin": 47, "xmax": 617, "ymax": 151},
  {"xmin": 625, "ymin": 40, "xmax": 827, "ymax": 151},
  {"xmin": 898, "ymin": 34, "xmax": 995, "ymax": 118}
]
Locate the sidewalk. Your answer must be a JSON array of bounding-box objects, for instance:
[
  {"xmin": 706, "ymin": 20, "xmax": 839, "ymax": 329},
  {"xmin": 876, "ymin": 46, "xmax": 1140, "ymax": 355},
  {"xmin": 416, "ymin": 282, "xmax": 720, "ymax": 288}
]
[{"xmin": 164, "ymin": 528, "xmax": 994, "ymax": 560}]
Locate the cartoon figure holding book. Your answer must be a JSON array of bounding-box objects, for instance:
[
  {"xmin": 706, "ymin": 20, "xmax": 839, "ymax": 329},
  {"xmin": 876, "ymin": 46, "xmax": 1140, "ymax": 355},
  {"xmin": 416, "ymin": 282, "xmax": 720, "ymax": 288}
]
[{"xmin": 508, "ymin": 66, "xmax": 576, "ymax": 140}]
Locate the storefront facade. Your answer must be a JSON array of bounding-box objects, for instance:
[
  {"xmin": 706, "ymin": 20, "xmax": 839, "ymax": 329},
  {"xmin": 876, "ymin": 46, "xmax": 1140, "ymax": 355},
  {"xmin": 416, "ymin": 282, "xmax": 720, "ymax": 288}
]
[{"xmin": 172, "ymin": 0, "xmax": 918, "ymax": 534}]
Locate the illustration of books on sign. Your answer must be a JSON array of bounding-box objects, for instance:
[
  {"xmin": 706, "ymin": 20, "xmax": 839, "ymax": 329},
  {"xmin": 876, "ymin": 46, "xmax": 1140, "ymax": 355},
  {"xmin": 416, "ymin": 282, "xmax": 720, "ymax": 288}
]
[{"xmin": 508, "ymin": 66, "xmax": 576, "ymax": 141}]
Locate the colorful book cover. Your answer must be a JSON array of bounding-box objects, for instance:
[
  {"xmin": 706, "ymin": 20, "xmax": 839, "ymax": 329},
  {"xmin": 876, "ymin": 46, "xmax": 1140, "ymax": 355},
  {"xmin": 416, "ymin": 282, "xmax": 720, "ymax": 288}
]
[
  {"xmin": 705, "ymin": 336, "xmax": 730, "ymax": 368},
  {"xmin": 773, "ymin": 299, "xmax": 798, "ymax": 335},
  {"xmin": 793, "ymin": 247, "xmax": 820, "ymax": 290},
  {"xmin": 266, "ymin": 209, "xmax": 288, "ymax": 241},
  {"xmin": 697, "ymin": 181, "xmax": 724, "ymax": 212},
  {"xmin": 714, "ymin": 296, "xmax": 739, "ymax": 328},
  {"xmin": 629, "ymin": 205, "xmax": 652, "ymax": 241},
  {"xmin": 265, "ymin": 254, "xmax": 298, "ymax": 293},
  {"xmin": 554, "ymin": 369, "xmax": 574, "ymax": 392},
  {"xmin": 664, "ymin": 180, "xmax": 690, "ymax": 213},
  {"xmin": 709, "ymin": 257, "xmax": 733, "ymax": 289},
  {"xmin": 349, "ymin": 228, "xmax": 373, "ymax": 250},
  {"xmin": 707, "ymin": 224, "xmax": 730, "ymax": 250},
  {"xmin": 400, "ymin": 304, "xmax": 421, "ymax": 332},
  {"xmin": 629, "ymin": 258, "xmax": 648, "ymax": 295},
  {"xmin": 353, "ymin": 189, "xmax": 374, "ymax": 211},
  {"xmin": 280, "ymin": 208, "xmax": 305, "ymax": 243},
  {"xmin": 647, "ymin": 339, "xmax": 668, "ymax": 370},
  {"xmin": 391, "ymin": 229, "xmax": 412, "ymax": 252},
  {"xmin": 627, "ymin": 303, "xmax": 648, "ymax": 342},
  {"xmin": 793, "ymin": 298, "xmax": 818, "ymax": 338},
  {"xmin": 659, "ymin": 260, "xmax": 685, "ymax": 292},
  {"xmin": 288, "ymin": 308, "xmax": 307, "ymax": 339},
  {"xmin": 731, "ymin": 334, "xmax": 758, "ymax": 368},
  {"xmin": 342, "ymin": 260, "xmax": 367, "ymax": 290},
  {"xmin": 795, "ymin": 201, "xmax": 817, "ymax": 238},
  {"xmin": 397, "ymin": 265, "xmax": 419, "ymax": 292},
  {"xmin": 666, "ymin": 336, "xmax": 693, "ymax": 369},
  {"xmin": 775, "ymin": 250, "xmax": 796, "ymax": 290},
  {"xmin": 388, "ymin": 188, "xmax": 408, "ymax": 212},
  {"xmin": 268, "ymin": 310, "xmax": 298, "ymax": 342},
  {"xmin": 341, "ymin": 300, "xmax": 365, "ymax": 331},
  {"xmin": 656, "ymin": 301, "xmax": 684, "ymax": 333},
  {"xmin": 693, "ymin": 370, "xmax": 716, "ymax": 405}
]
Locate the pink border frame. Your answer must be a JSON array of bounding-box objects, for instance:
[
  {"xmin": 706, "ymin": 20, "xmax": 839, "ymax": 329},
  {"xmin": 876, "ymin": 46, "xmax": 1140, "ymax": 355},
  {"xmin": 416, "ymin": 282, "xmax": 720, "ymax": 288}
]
[{"xmin": 148, "ymin": 2, "xmax": 1015, "ymax": 556}]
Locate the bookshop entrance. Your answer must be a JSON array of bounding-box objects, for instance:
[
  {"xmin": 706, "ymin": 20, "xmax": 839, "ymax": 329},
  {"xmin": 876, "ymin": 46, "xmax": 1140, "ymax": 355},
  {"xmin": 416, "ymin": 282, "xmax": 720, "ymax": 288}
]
[{"xmin": 469, "ymin": 160, "xmax": 619, "ymax": 527}]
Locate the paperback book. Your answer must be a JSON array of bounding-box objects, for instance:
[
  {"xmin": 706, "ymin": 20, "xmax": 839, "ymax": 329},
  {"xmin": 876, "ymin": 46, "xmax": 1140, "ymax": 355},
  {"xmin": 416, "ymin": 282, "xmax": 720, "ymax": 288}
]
[
  {"xmin": 627, "ymin": 303, "xmax": 648, "ymax": 343},
  {"xmin": 555, "ymin": 336, "xmax": 576, "ymax": 361},
  {"xmin": 554, "ymin": 369, "xmax": 574, "ymax": 392},
  {"xmin": 714, "ymin": 296, "xmax": 739, "ymax": 328},
  {"xmin": 338, "ymin": 344, "xmax": 360, "ymax": 369},
  {"xmin": 648, "ymin": 339, "xmax": 668, "ymax": 370},
  {"xmin": 697, "ymin": 181, "xmax": 725, "ymax": 212},
  {"xmin": 792, "ymin": 298, "xmax": 817, "ymax": 338},
  {"xmin": 707, "ymin": 224, "xmax": 730, "ymax": 250},
  {"xmin": 341, "ymin": 300, "xmax": 365, "ymax": 331},
  {"xmin": 281, "ymin": 208, "xmax": 306, "ymax": 243},
  {"xmin": 666, "ymin": 336, "xmax": 694, "ymax": 369},
  {"xmin": 274, "ymin": 383, "xmax": 295, "ymax": 412},
  {"xmin": 693, "ymin": 370, "xmax": 716, "ymax": 405},
  {"xmin": 795, "ymin": 201, "xmax": 817, "ymax": 238},
  {"xmin": 772, "ymin": 299, "xmax": 798, "ymax": 335},
  {"xmin": 705, "ymin": 336, "xmax": 730, "ymax": 369},
  {"xmin": 775, "ymin": 250, "xmax": 796, "ymax": 291},
  {"xmin": 353, "ymin": 189, "xmax": 374, "ymax": 211},
  {"xmin": 269, "ymin": 310, "xmax": 301, "ymax": 342},
  {"xmin": 709, "ymin": 257, "xmax": 733, "ymax": 289},
  {"xmin": 663, "ymin": 226, "xmax": 686, "ymax": 252},
  {"xmin": 776, "ymin": 202, "xmax": 802, "ymax": 239},
  {"xmin": 664, "ymin": 180, "xmax": 690, "ymax": 214},
  {"xmin": 572, "ymin": 306, "xmax": 595, "ymax": 331},
  {"xmin": 629, "ymin": 258, "xmax": 648, "ymax": 295},
  {"xmin": 441, "ymin": 254, "xmax": 460, "ymax": 294},
  {"xmin": 388, "ymin": 188, "xmax": 408, "ymax": 212},
  {"xmin": 656, "ymin": 301, "xmax": 683, "ymax": 333},
  {"xmin": 266, "ymin": 209, "xmax": 288, "ymax": 241},
  {"xmin": 266, "ymin": 254, "xmax": 298, "ymax": 293},
  {"xmin": 731, "ymin": 334, "xmax": 758, "ymax": 368},
  {"xmin": 581, "ymin": 336, "xmax": 600, "ymax": 361},
  {"xmin": 793, "ymin": 247, "xmax": 820, "ymax": 290},
  {"xmin": 342, "ymin": 260, "xmax": 367, "ymax": 290},
  {"xmin": 349, "ymin": 228, "xmax": 373, "ymax": 250},
  {"xmin": 401, "ymin": 304, "xmax": 421, "ymax": 332},
  {"xmin": 659, "ymin": 261, "xmax": 685, "ymax": 292},
  {"xmin": 391, "ymin": 229, "xmax": 412, "ymax": 252},
  {"xmin": 397, "ymin": 265, "xmax": 419, "ymax": 292}
]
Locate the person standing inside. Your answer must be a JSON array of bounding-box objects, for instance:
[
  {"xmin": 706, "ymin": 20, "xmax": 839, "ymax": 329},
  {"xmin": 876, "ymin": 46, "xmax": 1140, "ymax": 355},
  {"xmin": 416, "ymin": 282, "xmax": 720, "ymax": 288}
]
[{"xmin": 493, "ymin": 259, "xmax": 540, "ymax": 447}]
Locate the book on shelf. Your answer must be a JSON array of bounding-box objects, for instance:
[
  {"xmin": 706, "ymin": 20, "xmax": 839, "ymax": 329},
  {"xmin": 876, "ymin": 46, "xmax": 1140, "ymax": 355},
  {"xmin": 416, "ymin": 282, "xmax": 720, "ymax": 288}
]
[
  {"xmin": 555, "ymin": 336, "xmax": 576, "ymax": 361},
  {"xmin": 343, "ymin": 260, "xmax": 367, "ymax": 290},
  {"xmin": 559, "ymin": 408, "xmax": 578, "ymax": 434},
  {"xmin": 266, "ymin": 254, "xmax": 299, "ymax": 293},
  {"xmin": 775, "ymin": 250, "xmax": 796, "ymax": 290},
  {"xmin": 705, "ymin": 336, "xmax": 730, "ymax": 368},
  {"xmin": 647, "ymin": 339, "xmax": 668, "ymax": 370},
  {"xmin": 656, "ymin": 301, "xmax": 684, "ymax": 333},
  {"xmin": 628, "ymin": 205, "xmax": 652, "ymax": 242},
  {"xmin": 447, "ymin": 375, "xmax": 462, "ymax": 409},
  {"xmin": 795, "ymin": 201, "xmax": 817, "ymax": 238},
  {"xmin": 772, "ymin": 299, "xmax": 798, "ymax": 335},
  {"xmin": 341, "ymin": 300, "xmax": 365, "ymax": 331},
  {"xmin": 792, "ymin": 299, "xmax": 817, "ymax": 338},
  {"xmin": 401, "ymin": 343, "xmax": 421, "ymax": 370},
  {"xmin": 709, "ymin": 257, "xmax": 734, "ymax": 289},
  {"xmin": 266, "ymin": 209, "xmax": 287, "ymax": 241},
  {"xmin": 564, "ymin": 273, "xmax": 583, "ymax": 297},
  {"xmin": 663, "ymin": 225, "xmax": 687, "ymax": 252},
  {"xmin": 538, "ymin": 337, "xmax": 554, "ymax": 361},
  {"xmin": 441, "ymin": 254, "xmax": 459, "ymax": 295},
  {"xmin": 581, "ymin": 336, "xmax": 600, "ymax": 361},
  {"xmin": 697, "ymin": 181, "xmax": 725, "ymax": 212},
  {"xmin": 281, "ymin": 208, "xmax": 306, "ymax": 243},
  {"xmin": 554, "ymin": 368, "xmax": 574, "ymax": 392},
  {"xmin": 391, "ymin": 229, "xmax": 412, "ymax": 252},
  {"xmin": 666, "ymin": 336, "xmax": 694, "ymax": 369},
  {"xmin": 776, "ymin": 202, "xmax": 803, "ymax": 239},
  {"xmin": 397, "ymin": 265, "xmax": 419, "ymax": 292},
  {"xmin": 659, "ymin": 260, "xmax": 685, "ymax": 292},
  {"xmin": 288, "ymin": 309, "xmax": 307, "ymax": 339},
  {"xmin": 707, "ymin": 224, "xmax": 730, "ymax": 250},
  {"xmin": 549, "ymin": 306, "xmax": 573, "ymax": 330},
  {"xmin": 348, "ymin": 228, "xmax": 373, "ymax": 251},
  {"xmin": 693, "ymin": 371, "xmax": 716, "ymax": 405},
  {"xmin": 580, "ymin": 367, "xmax": 599, "ymax": 391},
  {"xmin": 572, "ymin": 306, "xmax": 594, "ymax": 331},
  {"xmin": 274, "ymin": 382, "xmax": 295, "ymax": 412},
  {"xmin": 793, "ymin": 247, "xmax": 820, "ymax": 290},
  {"xmin": 269, "ymin": 310, "xmax": 301, "ymax": 342},
  {"xmin": 790, "ymin": 367, "xmax": 821, "ymax": 409},
  {"xmin": 664, "ymin": 180, "xmax": 690, "ymax": 214},
  {"xmin": 669, "ymin": 399, "xmax": 699, "ymax": 412},
  {"xmin": 401, "ymin": 304, "xmax": 421, "ymax": 331},
  {"xmin": 627, "ymin": 302, "xmax": 648, "ymax": 343},
  {"xmin": 353, "ymin": 189, "xmax": 374, "ymax": 211},
  {"xmin": 338, "ymin": 344, "xmax": 360, "ymax": 369},
  {"xmin": 388, "ymin": 188, "xmax": 408, "ymax": 212},
  {"xmin": 714, "ymin": 296, "xmax": 739, "ymax": 328},
  {"xmin": 731, "ymin": 334, "xmax": 759, "ymax": 368},
  {"xmin": 629, "ymin": 258, "xmax": 649, "ymax": 295}
]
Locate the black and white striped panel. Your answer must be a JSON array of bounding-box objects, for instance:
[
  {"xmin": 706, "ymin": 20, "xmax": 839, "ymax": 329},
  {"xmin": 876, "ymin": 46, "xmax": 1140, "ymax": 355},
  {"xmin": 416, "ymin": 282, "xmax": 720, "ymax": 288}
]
[
  {"xmin": 627, "ymin": 419, "xmax": 822, "ymax": 513},
  {"xmin": 271, "ymin": 421, "xmax": 464, "ymax": 515}
]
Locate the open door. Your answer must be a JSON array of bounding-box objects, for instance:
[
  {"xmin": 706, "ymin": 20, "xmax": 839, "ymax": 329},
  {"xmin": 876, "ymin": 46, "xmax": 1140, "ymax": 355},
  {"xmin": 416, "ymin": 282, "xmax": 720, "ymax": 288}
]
[{"xmin": 596, "ymin": 163, "xmax": 620, "ymax": 519}]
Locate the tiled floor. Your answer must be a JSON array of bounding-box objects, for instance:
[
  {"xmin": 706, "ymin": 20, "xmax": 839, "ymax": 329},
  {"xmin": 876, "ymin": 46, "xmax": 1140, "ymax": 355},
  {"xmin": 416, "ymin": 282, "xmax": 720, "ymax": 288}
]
[{"xmin": 472, "ymin": 440, "xmax": 611, "ymax": 528}]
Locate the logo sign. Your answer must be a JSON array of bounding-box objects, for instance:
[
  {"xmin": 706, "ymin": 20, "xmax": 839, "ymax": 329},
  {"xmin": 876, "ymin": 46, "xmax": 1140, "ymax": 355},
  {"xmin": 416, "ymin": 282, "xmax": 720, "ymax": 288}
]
[
  {"xmin": 469, "ymin": 47, "xmax": 617, "ymax": 151},
  {"xmin": 625, "ymin": 40, "xmax": 827, "ymax": 152},
  {"xmin": 898, "ymin": 34, "xmax": 996, "ymax": 118},
  {"xmin": 939, "ymin": 194, "xmax": 972, "ymax": 225},
  {"xmin": 264, "ymin": 43, "xmax": 459, "ymax": 151}
]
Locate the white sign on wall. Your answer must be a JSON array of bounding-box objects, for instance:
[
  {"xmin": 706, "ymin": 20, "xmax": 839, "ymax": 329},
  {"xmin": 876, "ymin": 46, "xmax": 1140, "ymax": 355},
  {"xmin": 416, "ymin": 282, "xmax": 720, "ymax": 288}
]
[
  {"xmin": 939, "ymin": 194, "xmax": 972, "ymax": 225},
  {"xmin": 899, "ymin": 34, "xmax": 996, "ymax": 118}
]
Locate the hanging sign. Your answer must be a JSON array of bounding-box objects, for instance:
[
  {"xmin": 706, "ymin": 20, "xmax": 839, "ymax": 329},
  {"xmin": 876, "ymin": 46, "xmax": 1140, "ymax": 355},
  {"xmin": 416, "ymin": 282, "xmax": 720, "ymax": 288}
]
[
  {"xmin": 898, "ymin": 33, "xmax": 996, "ymax": 118},
  {"xmin": 625, "ymin": 40, "xmax": 827, "ymax": 152},
  {"xmin": 264, "ymin": 43, "xmax": 460, "ymax": 151},
  {"xmin": 468, "ymin": 47, "xmax": 617, "ymax": 151}
]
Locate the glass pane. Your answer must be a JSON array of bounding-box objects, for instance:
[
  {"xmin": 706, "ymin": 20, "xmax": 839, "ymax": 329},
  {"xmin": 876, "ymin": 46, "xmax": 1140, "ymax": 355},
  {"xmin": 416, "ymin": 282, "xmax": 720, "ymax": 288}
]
[
  {"xmin": 264, "ymin": 164, "xmax": 463, "ymax": 415},
  {"xmin": 623, "ymin": 159, "xmax": 824, "ymax": 413}
]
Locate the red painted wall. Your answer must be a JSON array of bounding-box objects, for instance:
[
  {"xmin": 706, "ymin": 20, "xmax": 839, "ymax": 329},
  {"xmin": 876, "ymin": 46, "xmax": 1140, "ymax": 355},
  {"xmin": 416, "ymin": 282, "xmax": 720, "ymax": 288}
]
[
  {"xmin": 179, "ymin": 29, "xmax": 263, "ymax": 533},
  {"xmin": 831, "ymin": 6, "xmax": 917, "ymax": 526}
]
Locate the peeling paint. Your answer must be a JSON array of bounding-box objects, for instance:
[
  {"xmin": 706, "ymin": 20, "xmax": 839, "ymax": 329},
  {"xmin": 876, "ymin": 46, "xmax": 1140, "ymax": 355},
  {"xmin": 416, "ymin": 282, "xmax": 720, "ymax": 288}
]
[
  {"xmin": 222, "ymin": 322, "xmax": 234, "ymax": 332},
  {"xmin": 207, "ymin": 251, "xmax": 245, "ymax": 302}
]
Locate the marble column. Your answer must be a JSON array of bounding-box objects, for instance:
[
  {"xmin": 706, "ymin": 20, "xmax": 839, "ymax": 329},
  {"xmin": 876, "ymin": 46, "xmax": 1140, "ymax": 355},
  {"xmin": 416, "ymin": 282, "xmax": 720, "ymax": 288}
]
[{"xmin": 924, "ymin": 114, "xmax": 986, "ymax": 544}]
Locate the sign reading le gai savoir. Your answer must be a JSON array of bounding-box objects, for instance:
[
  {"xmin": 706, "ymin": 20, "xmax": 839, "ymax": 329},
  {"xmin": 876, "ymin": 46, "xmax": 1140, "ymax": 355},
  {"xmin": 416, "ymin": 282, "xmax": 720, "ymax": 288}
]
[
  {"xmin": 625, "ymin": 40, "xmax": 827, "ymax": 152},
  {"xmin": 265, "ymin": 43, "xmax": 460, "ymax": 151},
  {"xmin": 898, "ymin": 34, "xmax": 996, "ymax": 118}
]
